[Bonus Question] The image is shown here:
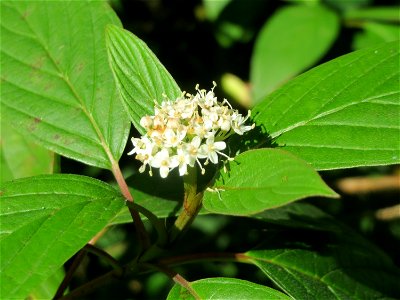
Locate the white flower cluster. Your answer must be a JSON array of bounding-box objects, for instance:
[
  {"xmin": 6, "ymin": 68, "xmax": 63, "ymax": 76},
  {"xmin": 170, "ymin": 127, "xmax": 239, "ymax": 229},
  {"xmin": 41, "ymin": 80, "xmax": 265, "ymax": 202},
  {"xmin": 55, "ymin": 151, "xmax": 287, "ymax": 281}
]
[{"xmin": 128, "ymin": 83, "xmax": 254, "ymax": 178}]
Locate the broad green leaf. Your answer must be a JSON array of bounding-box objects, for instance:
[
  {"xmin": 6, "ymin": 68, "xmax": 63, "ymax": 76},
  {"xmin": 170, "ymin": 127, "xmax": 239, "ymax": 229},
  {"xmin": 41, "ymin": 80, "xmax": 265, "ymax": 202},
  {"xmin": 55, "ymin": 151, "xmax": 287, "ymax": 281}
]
[
  {"xmin": 0, "ymin": 120, "xmax": 55, "ymax": 184},
  {"xmin": 250, "ymin": 4, "xmax": 339, "ymax": 103},
  {"xmin": 353, "ymin": 22, "xmax": 400, "ymax": 50},
  {"xmin": 28, "ymin": 268, "xmax": 64, "ymax": 300},
  {"xmin": 0, "ymin": 1, "xmax": 129, "ymax": 169},
  {"xmin": 253, "ymin": 41, "xmax": 400, "ymax": 170},
  {"xmin": 0, "ymin": 174, "xmax": 125, "ymax": 299},
  {"xmin": 246, "ymin": 222, "xmax": 400, "ymax": 299},
  {"xmin": 203, "ymin": 149, "xmax": 338, "ymax": 216},
  {"xmin": 167, "ymin": 277, "xmax": 290, "ymax": 300},
  {"xmin": 106, "ymin": 24, "xmax": 181, "ymax": 135}
]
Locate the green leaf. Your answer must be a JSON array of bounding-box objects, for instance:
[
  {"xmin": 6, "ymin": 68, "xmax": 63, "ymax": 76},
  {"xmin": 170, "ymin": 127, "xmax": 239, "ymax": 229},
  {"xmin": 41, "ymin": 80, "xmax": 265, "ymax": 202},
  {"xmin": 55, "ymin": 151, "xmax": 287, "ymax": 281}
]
[
  {"xmin": 0, "ymin": 174, "xmax": 125, "ymax": 299},
  {"xmin": 28, "ymin": 268, "xmax": 64, "ymax": 300},
  {"xmin": 253, "ymin": 41, "xmax": 400, "ymax": 170},
  {"xmin": 344, "ymin": 6, "xmax": 400, "ymax": 22},
  {"xmin": 246, "ymin": 217, "xmax": 400, "ymax": 299},
  {"xmin": 0, "ymin": 120, "xmax": 55, "ymax": 184},
  {"xmin": 353, "ymin": 22, "xmax": 400, "ymax": 50},
  {"xmin": 203, "ymin": 149, "xmax": 338, "ymax": 216},
  {"xmin": 167, "ymin": 277, "xmax": 290, "ymax": 300},
  {"xmin": 106, "ymin": 24, "xmax": 181, "ymax": 135},
  {"xmin": 0, "ymin": 1, "xmax": 130, "ymax": 169},
  {"xmin": 250, "ymin": 4, "xmax": 339, "ymax": 103}
]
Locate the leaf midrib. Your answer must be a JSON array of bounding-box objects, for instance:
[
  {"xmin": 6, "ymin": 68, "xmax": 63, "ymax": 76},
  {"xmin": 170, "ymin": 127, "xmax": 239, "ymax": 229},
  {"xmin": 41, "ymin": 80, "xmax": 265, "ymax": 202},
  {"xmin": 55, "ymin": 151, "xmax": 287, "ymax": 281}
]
[
  {"xmin": 8, "ymin": 3, "xmax": 116, "ymax": 169},
  {"xmin": 266, "ymin": 48, "xmax": 398, "ymax": 139}
]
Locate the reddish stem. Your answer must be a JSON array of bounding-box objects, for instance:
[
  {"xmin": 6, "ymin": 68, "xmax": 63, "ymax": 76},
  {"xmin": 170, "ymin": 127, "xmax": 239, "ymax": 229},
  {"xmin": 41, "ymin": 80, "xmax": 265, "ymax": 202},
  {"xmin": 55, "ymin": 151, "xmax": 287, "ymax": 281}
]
[{"xmin": 111, "ymin": 162, "xmax": 150, "ymax": 250}]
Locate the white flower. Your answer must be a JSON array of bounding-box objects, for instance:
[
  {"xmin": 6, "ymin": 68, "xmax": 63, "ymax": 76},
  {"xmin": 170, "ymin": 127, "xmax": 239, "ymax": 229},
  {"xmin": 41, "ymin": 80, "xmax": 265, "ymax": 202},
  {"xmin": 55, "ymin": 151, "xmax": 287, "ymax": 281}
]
[
  {"xmin": 150, "ymin": 149, "xmax": 179, "ymax": 178},
  {"xmin": 163, "ymin": 128, "xmax": 186, "ymax": 148},
  {"xmin": 184, "ymin": 136, "xmax": 202, "ymax": 166},
  {"xmin": 140, "ymin": 116, "xmax": 153, "ymax": 129},
  {"xmin": 231, "ymin": 110, "xmax": 254, "ymax": 135},
  {"xmin": 128, "ymin": 83, "xmax": 254, "ymax": 178},
  {"xmin": 176, "ymin": 148, "xmax": 191, "ymax": 176},
  {"xmin": 127, "ymin": 136, "xmax": 151, "ymax": 156},
  {"xmin": 198, "ymin": 137, "xmax": 227, "ymax": 164}
]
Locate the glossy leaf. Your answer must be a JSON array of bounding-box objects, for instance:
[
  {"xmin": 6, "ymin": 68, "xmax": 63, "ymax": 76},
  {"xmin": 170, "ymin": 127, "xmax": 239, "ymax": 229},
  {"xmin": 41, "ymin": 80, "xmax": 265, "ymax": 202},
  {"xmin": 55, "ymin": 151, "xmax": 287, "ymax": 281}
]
[
  {"xmin": 253, "ymin": 41, "xmax": 400, "ymax": 170},
  {"xmin": 106, "ymin": 24, "xmax": 181, "ymax": 135},
  {"xmin": 0, "ymin": 174, "xmax": 126, "ymax": 299},
  {"xmin": 28, "ymin": 268, "xmax": 64, "ymax": 300},
  {"xmin": 246, "ymin": 217, "xmax": 400, "ymax": 299},
  {"xmin": 0, "ymin": 121, "xmax": 55, "ymax": 184},
  {"xmin": 203, "ymin": 149, "xmax": 338, "ymax": 216},
  {"xmin": 167, "ymin": 277, "xmax": 290, "ymax": 300},
  {"xmin": 0, "ymin": 1, "xmax": 129, "ymax": 169},
  {"xmin": 250, "ymin": 4, "xmax": 339, "ymax": 102}
]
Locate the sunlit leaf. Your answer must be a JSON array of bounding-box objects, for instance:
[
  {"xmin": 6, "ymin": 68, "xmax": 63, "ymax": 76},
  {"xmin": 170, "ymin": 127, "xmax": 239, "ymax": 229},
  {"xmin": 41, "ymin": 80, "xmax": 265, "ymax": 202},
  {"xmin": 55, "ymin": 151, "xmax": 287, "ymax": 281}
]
[
  {"xmin": 0, "ymin": 120, "xmax": 55, "ymax": 184},
  {"xmin": 0, "ymin": 174, "xmax": 125, "ymax": 299},
  {"xmin": 106, "ymin": 24, "xmax": 181, "ymax": 135},
  {"xmin": 0, "ymin": 1, "xmax": 129, "ymax": 169},
  {"xmin": 203, "ymin": 149, "xmax": 338, "ymax": 215},
  {"xmin": 253, "ymin": 41, "xmax": 400, "ymax": 170},
  {"xmin": 28, "ymin": 268, "xmax": 64, "ymax": 300}
]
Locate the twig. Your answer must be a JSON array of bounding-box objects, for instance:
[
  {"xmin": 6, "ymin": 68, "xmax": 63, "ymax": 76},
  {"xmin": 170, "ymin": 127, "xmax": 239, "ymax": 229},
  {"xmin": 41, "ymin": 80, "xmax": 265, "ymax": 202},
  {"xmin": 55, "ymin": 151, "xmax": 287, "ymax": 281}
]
[
  {"xmin": 53, "ymin": 249, "xmax": 87, "ymax": 299},
  {"xmin": 53, "ymin": 244, "xmax": 124, "ymax": 299},
  {"xmin": 111, "ymin": 162, "xmax": 151, "ymax": 250}
]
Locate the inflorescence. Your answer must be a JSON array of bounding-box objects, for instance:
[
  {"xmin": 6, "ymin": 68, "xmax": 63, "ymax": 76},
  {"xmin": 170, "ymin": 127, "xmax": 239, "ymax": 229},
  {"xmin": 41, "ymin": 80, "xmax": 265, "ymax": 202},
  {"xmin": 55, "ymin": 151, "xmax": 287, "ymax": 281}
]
[{"xmin": 128, "ymin": 83, "xmax": 254, "ymax": 178}]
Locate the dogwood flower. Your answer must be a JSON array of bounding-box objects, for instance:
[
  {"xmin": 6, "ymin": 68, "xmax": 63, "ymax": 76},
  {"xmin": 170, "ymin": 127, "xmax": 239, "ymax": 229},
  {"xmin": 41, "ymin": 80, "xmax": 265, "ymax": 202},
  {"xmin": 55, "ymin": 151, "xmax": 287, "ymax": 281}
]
[
  {"xmin": 128, "ymin": 83, "xmax": 254, "ymax": 178},
  {"xmin": 198, "ymin": 137, "xmax": 227, "ymax": 164},
  {"xmin": 150, "ymin": 149, "xmax": 178, "ymax": 178}
]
